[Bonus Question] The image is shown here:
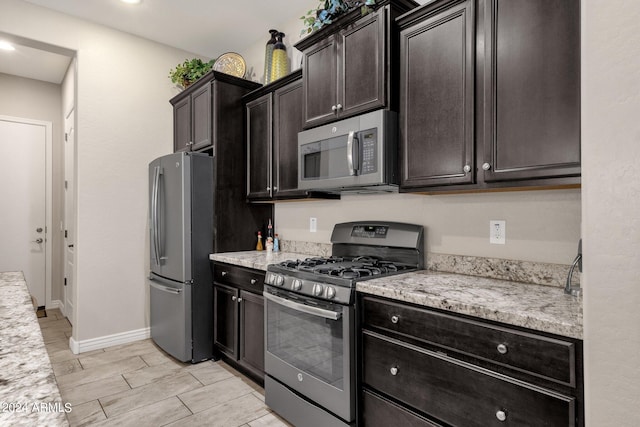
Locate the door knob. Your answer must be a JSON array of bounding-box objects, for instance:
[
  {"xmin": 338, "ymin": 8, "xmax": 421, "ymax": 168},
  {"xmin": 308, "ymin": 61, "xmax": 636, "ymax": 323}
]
[{"xmin": 32, "ymin": 238, "xmax": 44, "ymax": 244}]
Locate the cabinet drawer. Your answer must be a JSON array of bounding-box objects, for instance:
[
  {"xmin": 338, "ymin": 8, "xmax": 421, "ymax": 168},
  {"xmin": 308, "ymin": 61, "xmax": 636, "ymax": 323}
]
[
  {"xmin": 361, "ymin": 296, "xmax": 575, "ymax": 386},
  {"xmin": 363, "ymin": 331, "xmax": 575, "ymax": 427},
  {"xmin": 213, "ymin": 262, "xmax": 264, "ymax": 293},
  {"xmin": 362, "ymin": 390, "xmax": 441, "ymax": 427}
]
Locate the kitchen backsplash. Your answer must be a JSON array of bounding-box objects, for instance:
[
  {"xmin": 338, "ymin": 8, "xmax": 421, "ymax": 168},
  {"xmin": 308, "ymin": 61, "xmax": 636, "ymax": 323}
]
[{"xmin": 279, "ymin": 240, "xmax": 578, "ymax": 288}]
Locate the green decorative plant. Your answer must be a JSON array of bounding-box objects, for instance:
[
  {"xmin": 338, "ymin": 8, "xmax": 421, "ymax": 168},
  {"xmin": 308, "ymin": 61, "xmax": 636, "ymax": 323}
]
[
  {"xmin": 300, "ymin": 0, "xmax": 377, "ymax": 36},
  {"xmin": 168, "ymin": 58, "xmax": 215, "ymax": 89}
]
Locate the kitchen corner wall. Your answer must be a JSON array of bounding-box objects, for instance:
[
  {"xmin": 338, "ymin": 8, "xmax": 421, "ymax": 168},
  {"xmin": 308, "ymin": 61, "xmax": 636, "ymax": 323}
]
[{"xmin": 0, "ymin": 0, "xmax": 200, "ymax": 344}]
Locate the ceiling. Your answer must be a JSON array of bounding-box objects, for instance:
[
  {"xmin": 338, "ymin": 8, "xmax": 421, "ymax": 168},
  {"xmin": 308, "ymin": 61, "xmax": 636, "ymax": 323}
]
[{"xmin": 0, "ymin": 0, "xmax": 309, "ymax": 84}]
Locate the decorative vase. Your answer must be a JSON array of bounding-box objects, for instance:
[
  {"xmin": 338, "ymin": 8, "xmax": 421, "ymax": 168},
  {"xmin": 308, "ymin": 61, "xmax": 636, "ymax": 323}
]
[
  {"xmin": 263, "ymin": 29, "xmax": 279, "ymax": 85},
  {"xmin": 269, "ymin": 32, "xmax": 289, "ymax": 83}
]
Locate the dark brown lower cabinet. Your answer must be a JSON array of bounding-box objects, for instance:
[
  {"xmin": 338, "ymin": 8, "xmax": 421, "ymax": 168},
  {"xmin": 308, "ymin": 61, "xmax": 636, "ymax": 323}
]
[
  {"xmin": 359, "ymin": 294, "xmax": 583, "ymax": 426},
  {"xmin": 213, "ymin": 262, "xmax": 265, "ymax": 383}
]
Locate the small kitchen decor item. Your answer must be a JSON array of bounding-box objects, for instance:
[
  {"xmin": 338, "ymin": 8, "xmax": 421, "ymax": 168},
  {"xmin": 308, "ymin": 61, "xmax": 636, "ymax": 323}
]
[
  {"xmin": 213, "ymin": 52, "xmax": 246, "ymax": 78},
  {"xmin": 269, "ymin": 32, "xmax": 289, "ymax": 82},
  {"xmin": 300, "ymin": 0, "xmax": 377, "ymax": 36},
  {"xmin": 168, "ymin": 58, "xmax": 215, "ymax": 89},
  {"xmin": 256, "ymin": 231, "xmax": 264, "ymax": 251},
  {"xmin": 263, "ymin": 29, "xmax": 279, "ymax": 84}
]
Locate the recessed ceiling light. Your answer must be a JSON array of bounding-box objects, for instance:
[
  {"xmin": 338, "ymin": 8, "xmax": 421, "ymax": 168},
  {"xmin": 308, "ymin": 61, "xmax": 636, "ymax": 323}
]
[
  {"xmin": 120, "ymin": 0, "xmax": 142, "ymax": 4},
  {"xmin": 0, "ymin": 41, "xmax": 16, "ymax": 51}
]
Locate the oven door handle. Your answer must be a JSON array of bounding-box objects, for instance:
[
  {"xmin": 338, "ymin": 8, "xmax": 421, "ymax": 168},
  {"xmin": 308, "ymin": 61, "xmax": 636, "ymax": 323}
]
[{"xmin": 264, "ymin": 292, "xmax": 342, "ymax": 321}]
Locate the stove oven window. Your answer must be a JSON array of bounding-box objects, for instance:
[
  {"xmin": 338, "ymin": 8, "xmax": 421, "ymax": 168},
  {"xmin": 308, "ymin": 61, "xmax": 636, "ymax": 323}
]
[{"xmin": 266, "ymin": 301, "xmax": 344, "ymax": 389}]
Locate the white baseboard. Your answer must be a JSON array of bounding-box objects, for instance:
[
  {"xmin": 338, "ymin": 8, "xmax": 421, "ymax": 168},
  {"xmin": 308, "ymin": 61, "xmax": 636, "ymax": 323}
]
[
  {"xmin": 69, "ymin": 327, "xmax": 151, "ymax": 355},
  {"xmin": 48, "ymin": 299, "xmax": 64, "ymax": 311}
]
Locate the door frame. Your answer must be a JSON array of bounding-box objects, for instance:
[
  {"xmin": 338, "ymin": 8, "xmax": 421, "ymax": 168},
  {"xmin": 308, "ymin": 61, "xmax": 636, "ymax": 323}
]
[{"xmin": 0, "ymin": 115, "xmax": 53, "ymax": 308}]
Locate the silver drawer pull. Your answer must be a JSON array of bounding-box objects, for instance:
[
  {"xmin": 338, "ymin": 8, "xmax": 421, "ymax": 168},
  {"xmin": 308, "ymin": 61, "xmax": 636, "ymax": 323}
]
[
  {"xmin": 496, "ymin": 410, "xmax": 507, "ymax": 422},
  {"xmin": 250, "ymin": 279, "xmax": 257, "ymax": 285},
  {"xmin": 221, "ymin": 271, "xmax": 228, "ymax": 276},
  {"xmin": 497, "ymin": 343, "xmax": 508, "ymax": 354},
  {"xmin": 390, "ymin": 366, "xmax": 399, "ymax": 376},
  {"xmin": 237, "ymin": 297, "xmax": 243, "ymax": 303},
  {"xmin": 391, "ymin": 315, "xmax": 399, "ymax": 324},
  {"xmin": 231, "ymin": 295, "xmax": 237, "ymax": 301}
]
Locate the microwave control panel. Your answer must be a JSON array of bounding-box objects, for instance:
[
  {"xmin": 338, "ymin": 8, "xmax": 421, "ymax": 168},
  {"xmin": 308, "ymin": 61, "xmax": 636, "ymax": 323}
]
[{"xmin": 360, "ymin": 129, "xmax": 378, "ymax": 175}]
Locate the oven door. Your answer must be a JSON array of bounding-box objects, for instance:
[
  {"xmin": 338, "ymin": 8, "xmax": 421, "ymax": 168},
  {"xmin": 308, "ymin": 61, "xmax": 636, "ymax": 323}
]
[{"xmin": 264, "ymin": 286, "xmax": 355, "ymax": 423}]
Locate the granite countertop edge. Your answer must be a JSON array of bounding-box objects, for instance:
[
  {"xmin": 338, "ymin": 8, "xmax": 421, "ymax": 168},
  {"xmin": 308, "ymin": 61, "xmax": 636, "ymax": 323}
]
[{"xmin": 209, "ymin": 251, "xmax": 583, "ymax": 340}]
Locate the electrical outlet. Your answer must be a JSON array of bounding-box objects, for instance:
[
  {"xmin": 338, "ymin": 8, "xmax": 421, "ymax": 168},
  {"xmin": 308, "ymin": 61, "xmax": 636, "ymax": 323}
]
[
  {"xmin": 490, "ymin": 220, "xmax": 506, "ymax": 244},
  {"xmin": 309, "ymin": 217, "xmax": 317, "ymax": 233}
]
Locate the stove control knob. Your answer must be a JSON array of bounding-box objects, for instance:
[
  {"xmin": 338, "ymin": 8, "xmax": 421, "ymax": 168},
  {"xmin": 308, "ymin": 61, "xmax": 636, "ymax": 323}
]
[
  {"xmin": 312, "ymin": 283, "xmax": 324, "ymax": 296},
  {"xmin": 326, "ymin": 286, "xmax": 336, "ymax": 300},
  {"xmin": 265, "ymin": 273, "xmax": 273, "ymax": 285},
  {"xmin": 292, "ymin": 279, "xmax": 302, "ymax": 291},
  {"xmin": 272, "ymin": 275, "xmax": 284, "ymax": 286}
]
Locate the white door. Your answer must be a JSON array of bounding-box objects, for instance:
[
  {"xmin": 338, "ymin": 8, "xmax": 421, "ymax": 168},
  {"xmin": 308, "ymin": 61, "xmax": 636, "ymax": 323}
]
[
  {"xmin": 64, "ymin": 110, "xmax": 76, "ymax": 325},
  {"xmin": 0, "ymin": 117, "xmax": 48, "ymax": 306}
]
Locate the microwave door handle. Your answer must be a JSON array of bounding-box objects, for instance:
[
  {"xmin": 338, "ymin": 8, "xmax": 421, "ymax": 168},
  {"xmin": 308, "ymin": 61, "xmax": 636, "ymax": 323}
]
[
  {"xmin": 347, "ymin": 131, "xmax": 358, "ymax": 176},
  {"xmin": 263, "ymin": 291, "xmax": 342, "ymax": 320}
]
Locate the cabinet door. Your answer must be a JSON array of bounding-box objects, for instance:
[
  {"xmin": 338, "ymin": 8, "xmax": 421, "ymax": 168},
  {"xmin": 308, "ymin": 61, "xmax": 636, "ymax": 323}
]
[
  {"xmin": 400, "ymin": 0, "xmax": 475, "ymax": 188},
  {"xmin": 239, "ymin": 290, "xmax": 265, "ymax": 378},
  {"xmin": 190, "ymin": 83, "xmax": 212, "ymax": 151},
  {"xmin": 481, "ymin": 0, "xmax": 580, "ymax": 182},
  {"xmin": 339, "ymin": 8, "xmax": 386, "ymax": 119},
  {"xmin": 246, "ymin": 94, "xmax": 272, "ymax": 199},
  {"xmin": 173, "ymin": 96, "xmax": 191, "ymax": 152},
  {"xmin": 303, "ymin": 36, "xmax": 338, "ymax": 128},
  {"xmin": 273, "ymin": 79, "xmax": 304, "ymax": 196},
  {"xmin": 213, "ymin": 284, "xmax": 238, "ymax": 359}
]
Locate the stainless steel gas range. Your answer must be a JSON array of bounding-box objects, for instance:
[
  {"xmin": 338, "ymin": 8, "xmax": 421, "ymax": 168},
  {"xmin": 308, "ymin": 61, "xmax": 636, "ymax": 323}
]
[{"xmin": 263, "ymin": 221, "xmax": 424, "ymax": 427}]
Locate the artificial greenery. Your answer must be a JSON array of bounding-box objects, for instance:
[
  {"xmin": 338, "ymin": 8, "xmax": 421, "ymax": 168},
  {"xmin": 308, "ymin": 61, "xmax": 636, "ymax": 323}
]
[
  {"xmin": 168, "ymin": 58, "xmax": 215, "ymax": 89},
  {"xmin": 300, "ymin": 0, "xmax": 377, "ymax": 36}
]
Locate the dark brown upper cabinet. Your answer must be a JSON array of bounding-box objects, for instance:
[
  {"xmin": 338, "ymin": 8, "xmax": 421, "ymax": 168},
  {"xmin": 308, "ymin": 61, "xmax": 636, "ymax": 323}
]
[
  {"xmin": 398, "ymin": 0, "xmax": 581, "ymax": 193},
  {"xmin": 295, "ymin": 0, "xmax": 419, "ymax": 129},
  {"xmin": 170, "ymin": 71, "xmax": 260, "ymax": 153},
  {"xmin": 245, "ymin": 71, "xmax": 305, "ymax": 200}
]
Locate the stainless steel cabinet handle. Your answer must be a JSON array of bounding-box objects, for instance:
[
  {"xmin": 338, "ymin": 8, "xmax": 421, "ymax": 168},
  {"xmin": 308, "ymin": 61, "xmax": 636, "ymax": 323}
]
[
  {"xmin": 221, "ymin": 271, "xmax": 227, "ymax": 276},
  {"xmin": 463, "ymin": 164, "xmax": 471, "ymax": 173},
  {"xmin": 250, "ymin": 279, "xmax": 257, "ymax": 285},
  {"xmin": 482, "ymin": 162, "xmax": 491, "ymax": 171},
  {"xmin": 273, "ymin": 186, "xmax": 278, "ymax": 191},
  {"xmin": 496, "ymin": 410, "xmax": 507, "ymax": 422},
  {"xmin": 237, "ymin": 298, "xmax": 243, "ymax": 303},
  {"xmin": 390, "ymin": 366, "xmax": 399, "ymax": 376},
  {"xmin": 266, "ymin": 186, "xmax": 271, "ymax": 191},
  {"xmin": 331, "ymin": 105, "xmax": 337, "ymax": 112},
  {"xmin": 336, "ymin": 103, "xmax": 343, "ymax": 111},
  {"xmin": 391, "ymin": 315, "xmax": 399, "ymax": 324},
  {"xmin": 497, "ymin": 343, "xmax": 508, "ymax": 354},
  {"xmin": 231, "ymin": 295, "xmax": 237, "ymax": 301}
]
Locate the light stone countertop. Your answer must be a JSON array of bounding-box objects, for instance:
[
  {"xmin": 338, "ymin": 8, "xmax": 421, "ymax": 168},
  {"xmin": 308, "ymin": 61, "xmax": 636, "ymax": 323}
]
[
  {"xmin": 209, "ymin": 251, "xmax": 583, "ymax": 339},
  {"xmin": 0, "ymin": 271, "xmax": 69, "ymax": 426}
]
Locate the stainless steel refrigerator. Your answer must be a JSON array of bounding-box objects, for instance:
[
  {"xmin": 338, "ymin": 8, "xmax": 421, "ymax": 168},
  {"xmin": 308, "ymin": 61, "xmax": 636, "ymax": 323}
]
[{"xmin": 148, "ymin": 152, "xmax": 213, "ymax": 363}]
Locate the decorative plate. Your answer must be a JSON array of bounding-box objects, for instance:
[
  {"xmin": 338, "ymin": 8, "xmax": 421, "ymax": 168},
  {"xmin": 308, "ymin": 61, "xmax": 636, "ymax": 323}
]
[{"xmin": 213, "ymin": 52, "xmax": 246, "ymax": 78}]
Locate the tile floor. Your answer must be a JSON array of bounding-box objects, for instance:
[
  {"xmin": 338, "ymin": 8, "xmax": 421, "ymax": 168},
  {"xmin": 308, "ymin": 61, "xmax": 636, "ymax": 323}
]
[{"xmin": 39, "ymin": 309, "xmax": 292, "ymax": 427}]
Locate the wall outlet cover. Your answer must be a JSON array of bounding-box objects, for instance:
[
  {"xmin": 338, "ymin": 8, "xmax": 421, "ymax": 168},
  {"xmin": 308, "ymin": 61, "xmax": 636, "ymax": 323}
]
[
  {"xmin": 310, "ymin": 217, "xmax": 317, "ymax": 233},
  {"xmin": 490, "ymin": 220, "xmax": 506, "ymax": 244}
]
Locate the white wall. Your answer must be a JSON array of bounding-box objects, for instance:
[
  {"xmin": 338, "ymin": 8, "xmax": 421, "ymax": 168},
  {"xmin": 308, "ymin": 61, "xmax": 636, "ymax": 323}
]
[
  {"xmin": 0, "ymin": 0, "xmax": 197, "ymax": 343},
  {"xmin": 0, "ymin": 72, "xmax": 64, "ymax": 302},
  {"xmin": 582, "ymin": 0, "xmax": 640, "ymax": 424}
]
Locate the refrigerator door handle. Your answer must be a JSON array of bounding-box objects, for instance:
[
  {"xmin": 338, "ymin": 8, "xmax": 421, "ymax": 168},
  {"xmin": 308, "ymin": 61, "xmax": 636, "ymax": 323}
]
[
  {"xmin": 151, "ymin": 165, "xmax": 162, "ymax": 266},
  {"xmin": 149, "ymin": 280, "xmax": 182, "ymax": 295}
]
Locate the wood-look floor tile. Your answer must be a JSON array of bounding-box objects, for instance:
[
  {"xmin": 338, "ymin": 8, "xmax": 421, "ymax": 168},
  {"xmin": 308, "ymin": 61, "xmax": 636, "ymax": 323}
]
[
  {"xmin": 79, "ymin": 341, "xmax": 159, "ymax": 369},
  {"xmin": 65, "ymin": 399, "xmax": 106, "ymax": 426},
  {"xmin": 247, "ymin": 412, "xmax": 293, "ymax": 427},
  {"xmin": 57, "ymin": 356, "xmax": 147, "ymax": 388},
  {"xmin": 60, "ymin": 375, "xmax": 131, "ymax": 406},
  {"xmin": 165, "ymin": 393, "xmax": 270, "ymax": 427},
  {"xmin": 178, "ymin": 375, "xmax": 255, "ymax": 414},
  {"xmin": 102, "ymin": 338, "xmax": 158, "ymax": 354},
  {"xmin": 86, "ymin": 397, "xmax": 191, "ymax": 427},
  {"xmin": 139, "ymin": 348, "xmax": 185, "ymax": 367},
  {"xmin": 185, "ymin": 361, "xmax": 235, "ymax": 386},
  {"xmin": 52, "ymin": 358, "xmax": 83, "ymax": 377},
  {"xmin": 99, "ymin": 371, "xmax": 202, "ymax": 418},
  {"xmin": 122, "ymin": 361, "xmax": 184, "ymax": 389}
]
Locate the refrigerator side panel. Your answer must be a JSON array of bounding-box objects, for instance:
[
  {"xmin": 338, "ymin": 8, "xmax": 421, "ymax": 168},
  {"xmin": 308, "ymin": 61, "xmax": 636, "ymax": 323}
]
[
  {"xmin": 190, "ymin": 153, "xmax": 214, "ymax": 361},
  {"xmin": 149, "ymin": 273, "xmax": 192, "ymax": 362},
  {"xmin": 160, "ymin": 152, "xmax": 189, "ymax": 282}
]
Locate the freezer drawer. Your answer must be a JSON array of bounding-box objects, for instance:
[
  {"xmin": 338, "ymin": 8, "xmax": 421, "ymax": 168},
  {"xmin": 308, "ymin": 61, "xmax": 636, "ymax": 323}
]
[{"xmin": 149, "ymin": 274, "xmax": 192, "ymax": 362}]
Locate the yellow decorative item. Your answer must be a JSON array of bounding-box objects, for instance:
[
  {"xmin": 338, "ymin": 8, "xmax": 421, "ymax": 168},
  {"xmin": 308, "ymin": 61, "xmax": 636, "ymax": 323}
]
[
  {"xmin": 213, "ymin": 52, "xmax": 246, "ymax": 78},
  {"xmin": 269, "ymin": 32, "xmax": 289, "ymax": 82}
]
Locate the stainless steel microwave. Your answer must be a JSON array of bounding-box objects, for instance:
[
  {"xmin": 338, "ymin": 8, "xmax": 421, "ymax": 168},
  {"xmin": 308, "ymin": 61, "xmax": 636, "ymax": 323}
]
[{"xmin": 297, "ymin": 109, "xmax": 398, "ymax": 192}]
